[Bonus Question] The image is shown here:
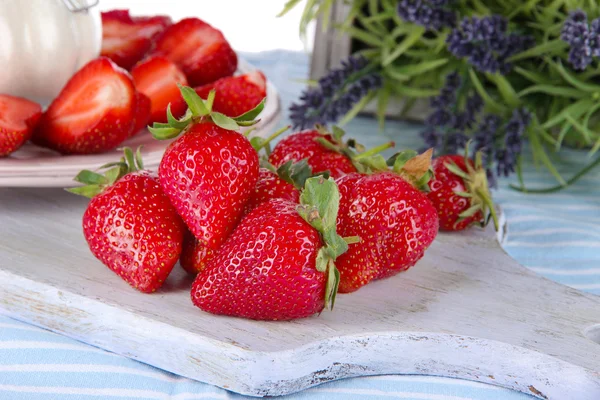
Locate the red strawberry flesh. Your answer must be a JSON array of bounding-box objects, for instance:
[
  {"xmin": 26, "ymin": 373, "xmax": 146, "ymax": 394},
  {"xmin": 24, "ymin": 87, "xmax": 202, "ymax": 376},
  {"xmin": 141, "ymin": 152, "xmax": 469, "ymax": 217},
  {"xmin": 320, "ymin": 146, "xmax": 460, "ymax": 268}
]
[
  {"xmin": 33, "ymin": 57, "xmax": 136, "ymax": 155},
  {"xmin": 131, "ymin": 56, "xmax": 188, "ymax": 123},
  {"xmin": 0, "ymin": 94, "xmax": 42, "ymax": 156},
  {"xmin": 150, "ymin": 18, "xmax": 237, "ymax": 86}
]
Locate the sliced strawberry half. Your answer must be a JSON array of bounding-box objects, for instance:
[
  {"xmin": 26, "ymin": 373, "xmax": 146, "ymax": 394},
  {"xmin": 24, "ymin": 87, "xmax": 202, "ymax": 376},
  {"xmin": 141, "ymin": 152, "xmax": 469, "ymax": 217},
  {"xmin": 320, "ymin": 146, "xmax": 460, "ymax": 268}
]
[
  {"xmin": 131, "ymin": 56, "xmax": 188, "ymax": 124},
  {"xmin": 33, "ymin": 57, "xmax": 137, "ymax": 155},
  {"xmin": 0, "ymin": 95, "xmax": 42, "ymax": 157},
  {"xmin": 150, "ymin": 18, "xmax": 238, "ymax": 86},
  {"xmin": 129, "ymin": 92, "xmax": 151, "ymax": 137},
  {"xmin": 196, "ymin": 71, "xmax": 267, "ymax": 117},
  {"xmin": 101, "ymin": 9, "xmax": 172, "ymax": 70}
]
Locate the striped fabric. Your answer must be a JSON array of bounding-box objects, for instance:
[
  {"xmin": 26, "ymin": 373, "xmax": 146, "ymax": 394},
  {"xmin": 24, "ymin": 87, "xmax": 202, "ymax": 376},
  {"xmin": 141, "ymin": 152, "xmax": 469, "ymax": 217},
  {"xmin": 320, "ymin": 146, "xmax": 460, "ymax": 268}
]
[{"xmin": 1, "ymin": 50, "xmax": 596, "ymax": 399}]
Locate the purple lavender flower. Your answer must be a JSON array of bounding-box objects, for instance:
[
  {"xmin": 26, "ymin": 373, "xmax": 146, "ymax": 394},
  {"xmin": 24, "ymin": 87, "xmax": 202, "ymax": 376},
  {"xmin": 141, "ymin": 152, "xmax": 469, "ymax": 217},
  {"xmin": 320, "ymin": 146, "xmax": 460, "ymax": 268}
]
[
  {"xmin": 561, "ymin": 10, "xmax": 600, "ymax": 70},
  {"xmin": 447, "ymin": 15, "xmax": 533, "ymax": 74},
  {"xmin": 289, "ymin": 55, "xmax": 381, "ymax": 129},
  {"xmin": 397, "ymin": 0, "xmax": 456, "ymax": 31},
  {"xmin": 420, "ymin": 72, "xmax": 531, "ymax": 185}
]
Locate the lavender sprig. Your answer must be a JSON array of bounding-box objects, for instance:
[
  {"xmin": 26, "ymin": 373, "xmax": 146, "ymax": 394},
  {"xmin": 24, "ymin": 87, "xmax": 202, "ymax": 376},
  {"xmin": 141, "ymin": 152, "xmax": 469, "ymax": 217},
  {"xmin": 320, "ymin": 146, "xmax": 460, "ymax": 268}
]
[
  {"xmin": 397, "ymin": 0, "xmax": 456, "ymax": 31},
  {"xmin": 289, "ymin": 56, "xmax": 382, "ymax": 129},
  {"xmin": 447, "ymin": 16, "xmax": 533, "ymax": 74},
  {"xmin": 420, "ymin": 73, "xmax": 531, "ymax": 186},
  {"xmin": 561, "ymin": 10, "xmax": 600, "ymax": 70}
]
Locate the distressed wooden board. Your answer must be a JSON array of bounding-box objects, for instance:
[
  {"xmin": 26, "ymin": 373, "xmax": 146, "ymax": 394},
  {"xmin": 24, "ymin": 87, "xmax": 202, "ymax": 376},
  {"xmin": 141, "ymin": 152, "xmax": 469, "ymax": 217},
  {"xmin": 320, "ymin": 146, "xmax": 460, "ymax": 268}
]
[{"xmin": 0, "ymin": 187, "xmax": 599, "ymax": 399}]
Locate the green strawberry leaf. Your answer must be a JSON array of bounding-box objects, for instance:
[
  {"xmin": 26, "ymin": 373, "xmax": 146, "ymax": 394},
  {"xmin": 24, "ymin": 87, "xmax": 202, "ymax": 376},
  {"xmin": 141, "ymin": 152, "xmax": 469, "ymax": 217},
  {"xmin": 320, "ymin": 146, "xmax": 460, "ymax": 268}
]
[
  {"xmin": 233, "ymin": 98, "xmax": 266, "ymax": 122},
  {"xmin": 72, "ymin": 170, "xmax": 107, "ymax": 185},
  {"xmin": 67, "ymin": 146, "xmax": 145, "ymax": 198},
  {"xmin": 298, "ymin": 176, "xmax": 339, "ymax": 231},
  {"xmin": 148, "ymin": 126, "xmax": 182, "ymax": 140},
  {"xmin": 179, "ymin": 85, "xmax": 210, "ymax": 117},
  {"xmin": 166, "ymin": 104, "xmax": 192, "ymax": 130},
  {"xmin": 210, "ymin": 112, "xmax": 240, "ymax": 131}
]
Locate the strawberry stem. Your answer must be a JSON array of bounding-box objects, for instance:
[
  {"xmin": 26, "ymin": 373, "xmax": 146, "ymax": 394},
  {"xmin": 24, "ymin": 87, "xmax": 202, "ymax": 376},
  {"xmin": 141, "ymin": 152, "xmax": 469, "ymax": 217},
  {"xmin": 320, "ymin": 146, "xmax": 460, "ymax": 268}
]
[
  {"xmin": 250, "ymin": 125, "xmax": 291, "ymax": 154},
  {"xmin": 353, "ymin": 141, "xmax": 395, "ymax": 160},
  {"xmin": 475, "ymin": 188, "xmax": 499, "ymax": 231}
]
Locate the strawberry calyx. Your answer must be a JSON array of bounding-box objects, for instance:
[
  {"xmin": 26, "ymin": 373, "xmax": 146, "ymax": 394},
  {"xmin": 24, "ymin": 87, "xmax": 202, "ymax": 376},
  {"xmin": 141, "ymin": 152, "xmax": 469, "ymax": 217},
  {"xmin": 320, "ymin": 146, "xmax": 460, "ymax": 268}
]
[
  {"xmin": 67, "ymin": 146, "xmax": 144, "ymax": 198},
  {"xmin": 296, "ymin": 176, "xmax": 358, "ymax": 311},
  {"xmin": 149, "ymin": 85, "xmax": 266, "ymax": 140},
  {"xmin": 444, "ymin": 146, "xmax": 499, "ymax": 231},
  {"xmin": 312, "ymin": 124, "xmax": 395, "ymax": 172},
  {"xmin": 262, "ymin": 158, "xmax": 315, "ymax": 191},
  {"xmin": 386, "ymin": 148, "xmax": 434, "ymax": 191}
]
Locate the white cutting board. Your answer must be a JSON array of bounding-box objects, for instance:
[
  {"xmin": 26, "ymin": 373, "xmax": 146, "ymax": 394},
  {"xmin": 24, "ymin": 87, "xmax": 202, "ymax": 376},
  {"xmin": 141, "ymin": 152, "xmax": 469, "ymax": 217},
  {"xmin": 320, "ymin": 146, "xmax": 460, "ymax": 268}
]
[{"xmin": 0, "ymin": 187, "xmax": 598, "ymax": 399}]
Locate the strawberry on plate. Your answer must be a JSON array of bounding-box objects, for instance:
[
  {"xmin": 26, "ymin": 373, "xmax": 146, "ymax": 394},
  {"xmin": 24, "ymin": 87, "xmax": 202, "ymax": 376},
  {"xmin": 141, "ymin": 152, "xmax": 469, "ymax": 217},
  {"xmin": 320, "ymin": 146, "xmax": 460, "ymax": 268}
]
[
  {"xmin": 269, "ymin": 126, "xmax": 394, "ymax": 179},
  {"xmin": 129, "ymin": 92, "xmax": 151, "ymax": 137},
  {"xmin": 149, "ymin": 86, "xmax": 266, "ymax": 251},
  {"xmin": 150, "ymin": 18, "xmax": 237, "ymax": 86},
  {"xmin": 131, "ymin": 56, "xmax": 188, "ymax": 124},
  {"xmin": 428, "ymin": 151, "xmax": 498, "ymax": 231},
  {"xmin": 68, "ymin": 147, "xmax": 185, "ymax": 293},
  {"xmin": 0, "ymin": 94, "xmax": 42, "ymax": 157},
  {"xmin": 33, "ymin": 57, "xmax": 137, "ymax": 155},
  {"xmin": 195, "ymin": 71, "xmax": 266, "ymax": 118},
  {"xmin": 191, "ymin": 177, "xmax": 353, "ymax": 321},
  {"xmin": 334, "ymin": 150, "xmax": 439, "ymax": 293},
  {"xmin": 101, "ymin": 9, "xmax": 172, "ymax": 70}
]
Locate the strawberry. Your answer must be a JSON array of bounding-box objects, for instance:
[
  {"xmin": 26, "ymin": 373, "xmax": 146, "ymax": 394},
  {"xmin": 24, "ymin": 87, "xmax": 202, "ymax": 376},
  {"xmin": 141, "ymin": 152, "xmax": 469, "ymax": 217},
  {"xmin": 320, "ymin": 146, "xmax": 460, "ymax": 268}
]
[
  {"xmin": 129, "ymin": 92, "xmax": 151, "ymax": 137},
  {"xmin": 149, "ymin": 86, "xmax": 266, "ymax": 251},
  {"xmin": 244, "ymin": 159, "xmax": 312, "ymax": 214},
  {"xmin": 68, "ymin": 147, "xmax": 185, "ymax": 293},
  {"xmin": 101, "ymin": 10, "xmax": 172, "ymax": 70},
  {"xmin": 180, "ymin": 231, "xmax": 213, "ymax": 275},
  {"xmin": 268, "ymin": 126, "xmax": 394, "ymax": 179},
  {"xmin": 334, "ymin": 150, "xmax": 439, "ymax": 293},
  {"xmin": 195, "ymin": 71, "xmax": 267, "ymax": 117},
  {"xmin": 191, "ymin": 177, "xmax": 353, "ymax": 320},
  {"xmin": 0, "ymin": 94, "xmax": 42, "ymax": 157},
  {"xmin": 427, "ymin": 151, "xmax": 498, "ymax": 231},
  {"xmin": 150, "ymin": 18, "xmax": 237, "ymax": 86},
  {"xmin": 33, "ymin": 57, "xmax": 137, "ymax": 155},
  {"xmin": 131, "ymin": 56, "xmax": 188, "ymax": 124}
]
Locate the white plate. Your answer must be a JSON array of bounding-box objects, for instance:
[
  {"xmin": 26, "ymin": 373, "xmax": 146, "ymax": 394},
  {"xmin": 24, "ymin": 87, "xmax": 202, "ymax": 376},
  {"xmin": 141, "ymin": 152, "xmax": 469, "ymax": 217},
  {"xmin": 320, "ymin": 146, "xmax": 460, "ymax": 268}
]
[{"xmin": 0, "ymin": 58, "xmax": 282, "ymax": 187}]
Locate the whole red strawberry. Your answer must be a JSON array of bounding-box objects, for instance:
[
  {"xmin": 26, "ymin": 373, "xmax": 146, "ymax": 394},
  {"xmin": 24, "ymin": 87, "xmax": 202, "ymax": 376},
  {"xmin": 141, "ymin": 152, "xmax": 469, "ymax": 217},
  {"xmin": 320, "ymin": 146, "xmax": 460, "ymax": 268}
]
[
  {"xmin": 195, "ymin": 71, "xmax": 266, "ymax": 117},
  {"xmin": 268, "ymin": 126, "xmax": 394, "ymax": 179},
  {"xmin": 101, "ymin": 9, "xmax": 172, "ymax": 70},
  {"xmin": 33, "ymin": 57, "xmax": 137, "ymax": 155},
  {"xmin": 244, "ymin": 159, "xmax": 311, "ymax": 214},
  {"xmin": 428, "ymin": 152, "xmax": 498, "ymax": 231},
  {"xmin": 131, "ymin": 56, "xmax": 188, "ymax": 124},
  {"xmin": 335, "ymin": 150, "xmax": 439, "ymax": 293},
  {"xmin": 191, "ymin": 177, "xmax": 351, "ymax": 320},
  {"xmin": 149, "ymin": 86, "xmax": 266, "ymax": 251},
  {"xmin": 68, "ymin": 147, "xmax": 185, "ymax": 293},
  {"xmin": 180, "ymin": 231, "xmax": 213, "ymax": 275},
  {"xmin": 0, "ymin": 94, "xmax": 42, "ymax": 157},
  {"xmin": 150, "ymin": 18, "xmax": 237, "ymax": 86}
]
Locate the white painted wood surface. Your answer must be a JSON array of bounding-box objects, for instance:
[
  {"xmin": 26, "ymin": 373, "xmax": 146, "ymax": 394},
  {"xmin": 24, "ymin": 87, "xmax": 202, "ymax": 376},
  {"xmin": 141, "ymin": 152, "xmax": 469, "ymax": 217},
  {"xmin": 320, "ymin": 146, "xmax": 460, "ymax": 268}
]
[{"xmin": 0, "ymin": 188, "xmax": 599, "ymax": 399}]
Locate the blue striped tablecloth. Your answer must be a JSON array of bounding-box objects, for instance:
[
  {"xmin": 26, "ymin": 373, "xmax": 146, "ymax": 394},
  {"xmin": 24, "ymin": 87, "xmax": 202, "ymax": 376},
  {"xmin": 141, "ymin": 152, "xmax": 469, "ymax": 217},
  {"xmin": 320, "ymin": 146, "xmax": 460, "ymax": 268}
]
[{"xmin": 1, "ymin": 50, "xmax": 598, "ymax": 400}]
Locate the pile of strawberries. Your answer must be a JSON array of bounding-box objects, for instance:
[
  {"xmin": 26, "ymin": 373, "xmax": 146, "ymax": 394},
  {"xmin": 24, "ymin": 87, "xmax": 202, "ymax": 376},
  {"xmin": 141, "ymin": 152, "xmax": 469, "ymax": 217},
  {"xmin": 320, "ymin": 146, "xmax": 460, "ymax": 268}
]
[
  {"xmin": 70, "ymin": 82, "xmax": 498, "ymax": 321},
  {"xmin": 0, "ymin": 10, "xmax": 265, "ymax": 157}
]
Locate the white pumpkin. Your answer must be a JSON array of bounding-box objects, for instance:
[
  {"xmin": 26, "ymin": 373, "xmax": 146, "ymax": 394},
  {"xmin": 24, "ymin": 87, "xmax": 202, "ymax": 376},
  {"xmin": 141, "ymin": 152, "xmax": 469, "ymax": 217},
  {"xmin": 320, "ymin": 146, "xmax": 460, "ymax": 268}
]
[{"xmin": 0, "ymin": 0, "xmax": 102, "ymax": 106}]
